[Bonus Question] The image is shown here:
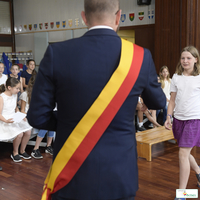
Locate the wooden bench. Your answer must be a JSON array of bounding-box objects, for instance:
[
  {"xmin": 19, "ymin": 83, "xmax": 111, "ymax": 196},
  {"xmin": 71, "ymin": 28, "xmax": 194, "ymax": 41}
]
[{"xmin": 136, "ymin": 126, "xmax": 174, "ymax": 161}]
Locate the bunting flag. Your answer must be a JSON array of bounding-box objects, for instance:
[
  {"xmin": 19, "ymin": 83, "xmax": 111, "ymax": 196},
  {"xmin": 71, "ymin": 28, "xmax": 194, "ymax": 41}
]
[
  {"xmin": 151, "ymin": 9, "xmax": 154, "ymax": 19},
  {"xmin": 19, "ymin": 25, "xmax": 22, "ymax": 32},
  {"xmin": 138, "ymin": 11, "xmax": 144, "ymax": 20},
  {"xmin": 121, "ymin": 14, "xmax": 126, "ymax": 22},
  {"xmin": 129, "ymin": 13, "xmax": 135, "ymax": 21},
  {"xmin": 75, "ymin": 18, "xmax": 79, "ymax": 27},
  {"xmin": 56, "ymin": 22, "xmax": 60, "ymax": 28},
  {"xmin": 45, "ymin": 23, "xmax": 48, "ymax": 29},
  {"xmin": 34, "ymin": 24, "xmax": 37, "ymax": 30},
  {"xmin": 41, "ymin": 39, "xmax": 144, "ymax": 200},
  {"xmin": 62, "ymin": 21, "xmax": 66, "ymax": 28},
  {"xmin": 68, "ymin": 19, "xmax": 72, "ymax": 27},
  {"xmin": 39, "ymin": 23, "xmax": 43, "ymax": 30},
  {"xmin": 50, "ymin": 22, "xmax": 54, "ymax": 29}
]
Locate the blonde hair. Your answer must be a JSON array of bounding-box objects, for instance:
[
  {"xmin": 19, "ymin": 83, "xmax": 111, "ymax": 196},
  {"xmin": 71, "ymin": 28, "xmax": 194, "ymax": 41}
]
[
  {"xmin": 175, "ymin": 46, "xmax": 200, "ymax": 76},
  {"xmin": 159, "ymin": 66, "xmax": 171, "ymax": 89}
]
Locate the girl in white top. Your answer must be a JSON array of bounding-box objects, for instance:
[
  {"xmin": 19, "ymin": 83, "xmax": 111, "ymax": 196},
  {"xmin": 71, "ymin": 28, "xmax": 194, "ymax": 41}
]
[
  {"xmin": 160, "ymin": 66, "xmax": 171, "ymax": 104},
  {"xmin": 0, "ymin": 62, "xmax": 8, "ymax": 85},
  {"xmin": 0, "ymin": 77, "xmax": 32, "ymax": 163},
  {"xmin": 20, "ymin": 73, "xmax": 55, "ymax": 159},
  {"xmin": 165, "ymin": 46, "xmax": 200, "ymax": 199},
  {"xmin": 10, "ymin": 64, "xmax": 23, "ymax": 93},
  {"xmin": 157, "ymin": 66, "xmax": 171, "ymax": 123}
]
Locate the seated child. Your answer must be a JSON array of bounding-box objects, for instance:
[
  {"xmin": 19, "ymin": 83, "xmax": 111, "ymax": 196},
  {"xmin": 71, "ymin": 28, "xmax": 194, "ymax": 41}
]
[
  {"xmin": 136, "ymin": 97, "xmax": 161, "ymax": 131},
  {"xmin": 21, "ymin": 59, "xmax": 36, "ymax": 90},
  {"xmin": 0, "ymin": 62, "xmax": 8, "ymax": 85},
  {"xmin": 0, "ymin": 77, "xmax": 32, "ymax": 162},
  {"xmin": 10, "ymin": 64, "xmax": 23, "ymax": 93},
  {"xmin": 20, "ymin": 73, "xmax": 55, "ymax": 159}
]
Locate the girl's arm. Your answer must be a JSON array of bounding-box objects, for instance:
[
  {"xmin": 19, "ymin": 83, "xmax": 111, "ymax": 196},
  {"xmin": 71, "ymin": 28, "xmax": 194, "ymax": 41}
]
[
  {"xmin": 20, "ymin": 77, "xmax": 24, "ymax": 93},
  {"xmin": 21, "ymin": 100, "xmax": 27, "ymax": 114},
  {"xmin": 166, "ymin": 98, "xmax": 170, "ymax": 103},
  {"xmin": 15, "ymin": 96, "xmax": 19, "ymax": 112},
  {"xmin": 164, "ymin": 92, "xmax": 176, "ymax": 130},
  {"xmin": 0, "ymin": 96, "xmax": 13, "ymax": 123},
  {"xmin": 22, "ymin": 77, "xmax": 28, "ymax": 88}
]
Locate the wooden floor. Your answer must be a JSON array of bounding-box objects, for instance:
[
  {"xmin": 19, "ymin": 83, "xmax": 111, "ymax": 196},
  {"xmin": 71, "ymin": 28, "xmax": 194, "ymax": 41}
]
[{"xmin": 0, "ymin": 140, "xmax": 200, "ymax": 200}]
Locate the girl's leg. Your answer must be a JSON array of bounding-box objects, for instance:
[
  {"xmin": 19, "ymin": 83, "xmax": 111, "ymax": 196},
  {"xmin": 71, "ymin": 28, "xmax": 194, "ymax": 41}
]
[
  {"xmin": 156, "ymin": 109, "xmax": 160, "ymax": 118},
  {"xmin": 20, "ymin": 129, "xmax": 31, "ymax": 154},
  {"xmin": 137, "ymin": 110, "xmax": 144, "ymax": 125},
  {"xmin": 46, "ymin": 131, "xmax": 55, "ymax": 147},
  {"xmin": 189, "ymin": 154, "xmax": 200, "ymax": 173},
  {"xmin": 33, "ymin": 130, "xmax": 47, "ymax": 150},
  {"xmin": 45, "ymin": 131, "xmax": 55, "ymax": 155},
  {"xmin": 179, "ymin": 147, "xmax": 192, "ymax": 189},
  {"xmin": 13, "ymin": 133, "xmax": 23, "ymax": 156},
  {"xmin": 47, "ymin": 137, "xmax": 53, "ymax": 147},
  {"xmin": 137, "ymin": 110, "xmax": 146, "ymax": 131},
  {"xmin": 150, "ymin": 110, "xmax": 156, "ymax": 128},
  {"xmin": 31, "ymin": 130, "xmax": 45, "ymax": 159},
  {"xmin": 33, "ymin": 136, "xmax": 44, "ymax": 150},
  {"xmin": 163, "ymin": 105, "xmax": 167, "ymax": 123},
  {"xmin": 189, "ymin": 153, "xmax": 200, "ymax": 185}
]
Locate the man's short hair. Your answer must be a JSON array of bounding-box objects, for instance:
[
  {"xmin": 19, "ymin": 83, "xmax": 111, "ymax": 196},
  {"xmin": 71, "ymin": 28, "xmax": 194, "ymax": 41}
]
[{"xmin": 84, "ymin": 0, "xmax": 119, "ymax": 23}]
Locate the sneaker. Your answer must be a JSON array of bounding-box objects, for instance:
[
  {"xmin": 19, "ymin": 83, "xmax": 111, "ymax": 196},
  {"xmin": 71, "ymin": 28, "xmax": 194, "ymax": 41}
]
[
  {"xmin": 148, "ymin": 123, "xmax": 154, "ymax": 128},
  {"xmin": 31, "ymin": 149, "xmax": 43, "ymax": 159},
  {"xmin": 11, "ymin": 154, "xmax": 22, "ymax": 162},
  {"xmin": 19, "ymin": 152, "xmax": 31, "ymax": 159},
  {"xmin": 137, "ymin": 125, "xmax": 146, "ymax": 132},
  {"xmin": 0, "ymin": 166, "xmax": 2, "ymax": 171},
  {"xmin": 45, "ymin": 146, "xmax": 53, "ymax": 155}
]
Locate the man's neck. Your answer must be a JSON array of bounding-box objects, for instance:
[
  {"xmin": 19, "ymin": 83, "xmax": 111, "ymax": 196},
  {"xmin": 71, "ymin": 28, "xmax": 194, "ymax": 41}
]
[{"xmin": 89, "ymin": 25, "xmax": 114, "ymax": 31}]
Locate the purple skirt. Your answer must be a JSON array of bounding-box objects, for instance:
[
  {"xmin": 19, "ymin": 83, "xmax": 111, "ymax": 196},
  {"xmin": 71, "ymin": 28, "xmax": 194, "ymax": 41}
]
[{"xmin": 172, "ymin": 118, "xmax": 200, "ymax": 147}]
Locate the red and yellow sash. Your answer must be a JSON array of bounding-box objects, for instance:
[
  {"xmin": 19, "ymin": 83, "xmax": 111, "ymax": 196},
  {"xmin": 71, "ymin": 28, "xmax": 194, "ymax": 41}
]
[{"xmin": 42, "ymin": 39, "xmax": 144, "ymax": 200}]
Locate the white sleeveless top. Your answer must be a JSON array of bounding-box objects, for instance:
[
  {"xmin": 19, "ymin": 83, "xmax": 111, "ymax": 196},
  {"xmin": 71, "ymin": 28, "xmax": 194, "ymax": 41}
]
[{"xmin": 0, "ymin": 92, "xmax": 32, "ymax": 141}]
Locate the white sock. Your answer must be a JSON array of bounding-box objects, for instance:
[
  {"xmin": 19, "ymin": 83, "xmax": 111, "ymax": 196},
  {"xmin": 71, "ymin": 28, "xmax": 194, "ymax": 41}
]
[{"xmin": 138, "ymin": 122, "xmax": 143, "ymax": 127}]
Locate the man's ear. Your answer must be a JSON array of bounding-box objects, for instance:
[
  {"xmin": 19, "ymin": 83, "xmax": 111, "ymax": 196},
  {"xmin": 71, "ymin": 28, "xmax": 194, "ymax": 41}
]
[
  {"xmin": 115, "ymin": 9, "xmax": 122, "ymax": 26},
  {"xmin": 81, "ymin": 11, "xmax": 89, "ymax": 26}
]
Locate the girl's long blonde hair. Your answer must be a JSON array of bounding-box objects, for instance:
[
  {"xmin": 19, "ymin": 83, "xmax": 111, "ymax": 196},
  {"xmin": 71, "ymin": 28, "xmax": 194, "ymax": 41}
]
[
  {"xmin": 175, "ymin": 46, "xmax": 200, "ymax": 76},
  {"xmin": 159, "ymin": 66, "xmax": 171, "ymax": 89}
]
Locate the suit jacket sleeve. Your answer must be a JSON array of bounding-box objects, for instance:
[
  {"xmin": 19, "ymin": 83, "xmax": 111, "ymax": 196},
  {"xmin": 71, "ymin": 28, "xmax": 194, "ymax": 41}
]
[
  {"xmin": 27, "ymin": 45, "xmax": 57, "ymax": 131},
  {"xmin": 141, "ymin": 49, "xmax": 166, "ymax": 109}
]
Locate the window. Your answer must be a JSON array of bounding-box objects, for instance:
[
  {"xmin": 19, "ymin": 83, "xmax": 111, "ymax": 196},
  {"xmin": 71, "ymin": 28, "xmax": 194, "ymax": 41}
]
[{"xmin": 0, "ymin": 1, "xmax": 11, "ymax": 34}]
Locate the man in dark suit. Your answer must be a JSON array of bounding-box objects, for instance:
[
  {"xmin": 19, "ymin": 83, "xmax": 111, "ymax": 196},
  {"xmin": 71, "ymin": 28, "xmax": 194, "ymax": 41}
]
[{"xmin": 27, "ymin": 0, "xmax": 166, "ymax": 199}]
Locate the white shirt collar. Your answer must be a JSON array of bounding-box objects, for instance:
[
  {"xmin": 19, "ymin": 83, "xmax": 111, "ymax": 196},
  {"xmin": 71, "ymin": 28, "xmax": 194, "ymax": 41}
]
[{"xmin": 89, "ymin": 25, "xmax": 113, "ymax": 31}]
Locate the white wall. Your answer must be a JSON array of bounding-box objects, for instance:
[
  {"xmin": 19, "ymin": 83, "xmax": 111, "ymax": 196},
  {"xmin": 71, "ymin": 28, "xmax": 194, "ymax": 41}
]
[
  {"xmin": 14, "ymin": 0, "xmax": 155, "ymax": 33},
  {"xmin": 13, "ymin": 0, "xmax": 155, "ymax": 65}
]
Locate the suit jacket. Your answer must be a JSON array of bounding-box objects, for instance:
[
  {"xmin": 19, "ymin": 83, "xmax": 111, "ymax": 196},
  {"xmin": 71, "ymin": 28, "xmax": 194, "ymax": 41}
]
[{"xmin": 27, "ymin": 28, "xmax": 166, "ymax": 200}]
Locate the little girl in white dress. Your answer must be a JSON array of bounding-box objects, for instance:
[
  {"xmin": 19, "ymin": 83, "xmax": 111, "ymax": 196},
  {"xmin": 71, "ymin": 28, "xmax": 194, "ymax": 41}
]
[{"xmin": 0, "ymin": 77, "xmax": 32, "ymax": 162}]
